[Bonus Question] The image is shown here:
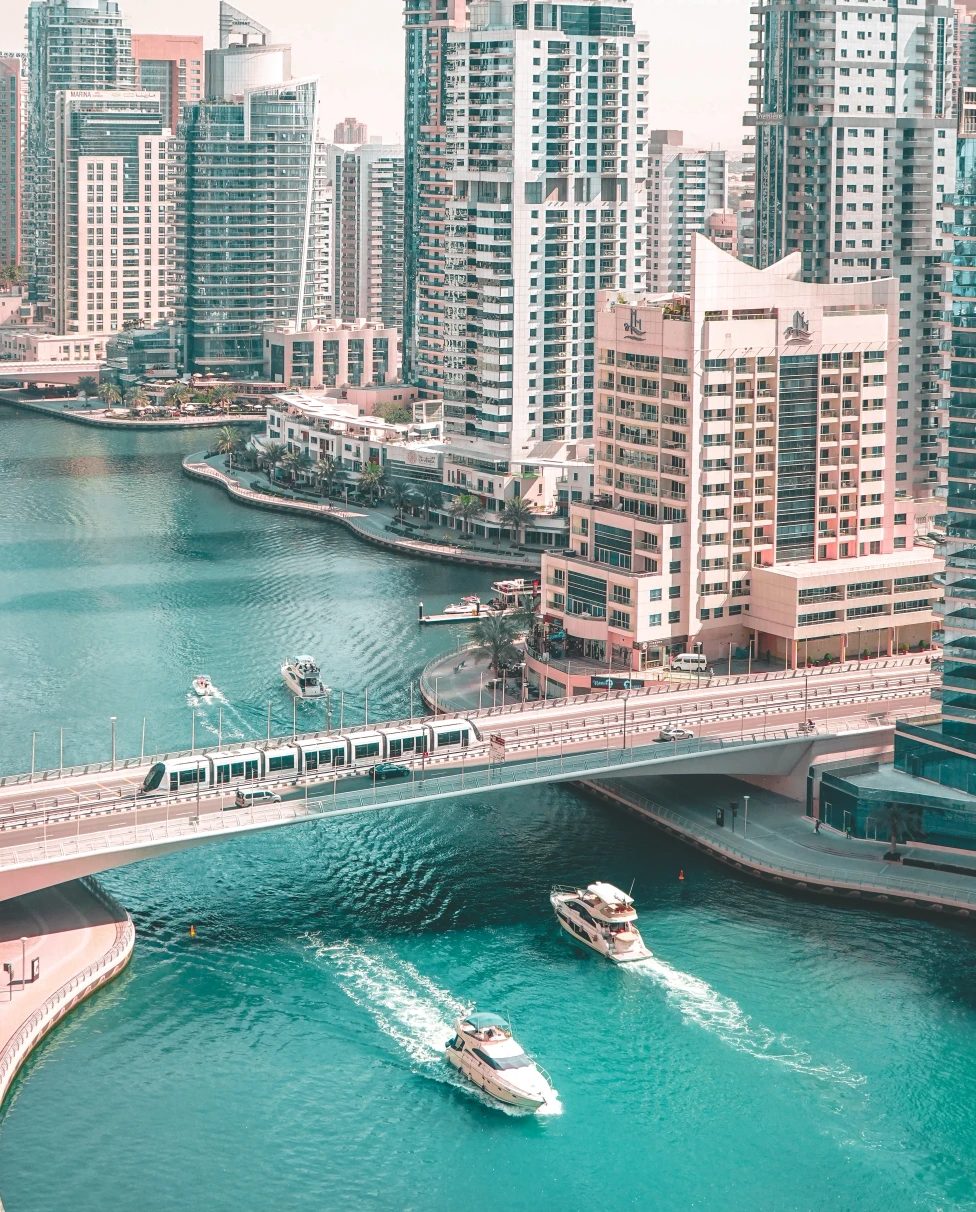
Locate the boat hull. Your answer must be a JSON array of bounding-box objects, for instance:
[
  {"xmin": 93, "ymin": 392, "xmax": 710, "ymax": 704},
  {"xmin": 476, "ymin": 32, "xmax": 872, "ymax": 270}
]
[
  {"xmin": 445, "ymin": 1048, "xmax": 547, "ymax": 1110},
  {"xmin": 280, "ymin": 666, "xmax": 329, "ymax": 699},
  {"xmin": 550, "ymin": 894, "xmax": 652, "ymax": 963}
]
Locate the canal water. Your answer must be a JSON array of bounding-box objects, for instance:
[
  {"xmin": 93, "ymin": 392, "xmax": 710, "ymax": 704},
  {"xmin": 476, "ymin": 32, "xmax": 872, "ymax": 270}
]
[{"xmin": 2, "ymin": 405, "xmax": 976, "ymax": 1211}]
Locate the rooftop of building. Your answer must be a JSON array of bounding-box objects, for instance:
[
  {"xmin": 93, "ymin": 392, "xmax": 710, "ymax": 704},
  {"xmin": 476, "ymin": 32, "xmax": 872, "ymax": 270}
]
[{"xmin": 757, "ymin": 547, "xmax": 943, "ymax": 582}]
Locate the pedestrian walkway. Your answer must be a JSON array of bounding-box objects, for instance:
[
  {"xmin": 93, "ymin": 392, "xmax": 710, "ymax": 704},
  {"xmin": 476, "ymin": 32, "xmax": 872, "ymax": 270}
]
[
  {"xmin": 184, "ymin": 453, "xmax": 541, "ymax": 571},
  {"xmin": 2, "ymin": 395, "xmax": 264, "ymax": 430},
  {"xmin": 588, "ymin": 773, "xmax": 976, "ymax": 916}
]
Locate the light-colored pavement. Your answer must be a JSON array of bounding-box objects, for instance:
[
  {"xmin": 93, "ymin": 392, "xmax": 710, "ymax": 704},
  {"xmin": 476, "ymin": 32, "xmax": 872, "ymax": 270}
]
[
  {"xmin": 1, "ymin": 396, "xmax": 264, "ymax": 429},
  {"xmin": 589, "ymin": 774, "xmax": 976, "ymax": 913}
]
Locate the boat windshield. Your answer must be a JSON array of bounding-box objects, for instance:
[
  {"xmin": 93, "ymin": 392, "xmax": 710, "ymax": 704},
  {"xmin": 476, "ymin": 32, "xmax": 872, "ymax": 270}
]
[{"xmin": 474, "ymin": 1048, "xmax": 530, "ymax": 1071}]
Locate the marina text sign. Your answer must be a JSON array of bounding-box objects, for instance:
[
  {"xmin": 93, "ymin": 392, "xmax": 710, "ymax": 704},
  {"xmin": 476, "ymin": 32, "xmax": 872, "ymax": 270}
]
[{"xmin": 590, "ymin": 676, "xmax": 645, "ymax": 690}]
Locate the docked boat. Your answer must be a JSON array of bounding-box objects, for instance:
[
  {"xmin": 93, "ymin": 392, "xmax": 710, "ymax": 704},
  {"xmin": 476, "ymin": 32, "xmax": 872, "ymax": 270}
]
[
  {"xmin": 281, "ymin": 655, "xmax": 329, "ymax": 699},
  {"xmin": 192, "ymin": 675, "xmax": 214, "ymax": 696},
  {"xmin": 549, "ymin": 881, "xmax": 652, "ymax": 963},
  {"xmin": 443, "ymin": 595, "xmax": 485, "ymax": 616},
  {"xmin": 445, "ymin": 1011, "xmax": 557, "ymax": 1111}
]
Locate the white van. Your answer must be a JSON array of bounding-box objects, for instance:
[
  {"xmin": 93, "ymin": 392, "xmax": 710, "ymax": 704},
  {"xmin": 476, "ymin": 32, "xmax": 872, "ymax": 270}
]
[
  {"xmin": 233, "ymin": 788, "xmax": 282, "ymax": 810},
  {"xmin": 670, "ymin": 652, "xmax": 710, "ymax": 673}
]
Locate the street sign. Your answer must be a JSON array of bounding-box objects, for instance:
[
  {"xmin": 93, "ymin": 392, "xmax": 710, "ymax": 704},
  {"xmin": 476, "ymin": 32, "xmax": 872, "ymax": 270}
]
[
  {"xmin": 590, "ymin": 676, "xmax": 645, "ymax": 690},
  {"xmin": 489, "ymin": 734, "xmax": 507, "ymax": 758}
]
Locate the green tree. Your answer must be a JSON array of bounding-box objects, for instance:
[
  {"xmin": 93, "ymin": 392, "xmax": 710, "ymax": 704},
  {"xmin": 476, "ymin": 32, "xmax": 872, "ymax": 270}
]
[
  {"xmin": 210, "ymin": 383, "xmax": 236, "ymax": 408},
  {"xmin": 387, "ymin": 479, "xmax": 418, "ymax": 523},
  {"xmin": 281, "ymin": 447, "xmax": 314, "ymax": 485},
  {"xmin": 415, "ymin": 481, "xmax": 442, "ymax": 530},
  {"xmin": 317, "ymin": 453, "xmax": 342, "ymax": 498},
  {"xmin": 874, "ymin": 800, "xmax": 921, "ymax": 857},
  {"xmin": 76, "ymin": 375, "xmax": 98, "ymax": 397},
  {"xmin": 449, "ymin": 492, "xmax": 483, "ymax": 538},
  {"xmin": 165, "ymin": 383, "xmax": 192, "ymax": 409},
  {"xmin": 260, "ymin": 440, "xmax": 289, "ymax": 484},
  {"xmin": 98, "ymin": 382, "xmax": 122, "ymax": 408},
  {"xmin": 214, "ymin": 425, "xmax": 246, "ymax": 470},
  {"xmin": 124, "ymin": 385, "xmax": 149, "ymax": 411},
  {"xmin": 373, "ymin": 400, "xmax": 413, "ymax": 424},
  {"xmin": 358, "ymin": 461, "xmax": 385, "ymax": 504},
  {"xmin": 470, "ymin": 611, "xmax": 531, "ymax": 674},
  {"xmin": 500, "ymin": 497, "xmax": 536, "ymax": 547}
]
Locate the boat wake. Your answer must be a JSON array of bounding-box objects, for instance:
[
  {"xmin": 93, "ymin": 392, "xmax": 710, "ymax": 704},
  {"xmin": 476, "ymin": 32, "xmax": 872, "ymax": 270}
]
[
  {"xmin": 626, "ymin": 956, "xmax": 865, "ymax": 1088},
  {"xmin": 184, "ymin": 688, "xmax": 249, "ymax": 741},
  {"xmin": 303, "ymin": 936, "xmax": 562, "ymax": 1116}
]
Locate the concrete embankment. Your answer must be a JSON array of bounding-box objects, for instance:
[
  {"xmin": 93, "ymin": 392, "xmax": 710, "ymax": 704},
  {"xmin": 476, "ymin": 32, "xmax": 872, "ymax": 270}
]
[
  {"xmin": 586, "ymin": 775, "xmax": 976, "ymax": 919},
  {"xmin": 183, "ymin": 455, "xmax": 539, "ymax": 571},
  {"xmin": 0, "ymin": 878, "xmax": 134, "ymax": 1110},
  {"xmin": 3, "ymin": 396, "xmax": 264, "ymax": 430}
]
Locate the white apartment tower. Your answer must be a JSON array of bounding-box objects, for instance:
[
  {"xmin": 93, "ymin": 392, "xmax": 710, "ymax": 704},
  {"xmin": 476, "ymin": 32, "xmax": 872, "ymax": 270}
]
[
  {"xmin": 747, "ymin": 0, "xmax": 955, "ymax": 524},
  {"xmin": 403, "ymin": 0, "xmax": 650, "ymax": 455},
  {"xmin": 54, "ymin": 90, "xmax": 178, "ymax": 334},
  {"xmin": 646, "ymin": 130, "xmax": 728, "ymax": 292}
]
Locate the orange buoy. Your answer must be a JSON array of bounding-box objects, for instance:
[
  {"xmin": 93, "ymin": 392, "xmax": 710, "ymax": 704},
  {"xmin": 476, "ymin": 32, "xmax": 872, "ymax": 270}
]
[
  {"xmin": 189, "ymin": 925, "xmax": 196, "ymax": 937},
  {"xmin": 679, "ymin": 870, "xmax": 684, "ymax": 881}
]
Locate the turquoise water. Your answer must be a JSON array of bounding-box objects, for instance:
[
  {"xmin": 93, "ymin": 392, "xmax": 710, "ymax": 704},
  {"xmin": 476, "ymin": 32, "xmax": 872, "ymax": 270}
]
[{"xmin": 2, "ymin": 404, "xmax": 976, "ymax": 1211}]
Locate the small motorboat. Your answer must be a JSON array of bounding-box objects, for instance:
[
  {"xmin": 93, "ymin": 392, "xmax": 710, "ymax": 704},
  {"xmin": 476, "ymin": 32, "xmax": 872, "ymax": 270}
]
[
  {"xmin": 445, "ymin": 1011, "xmax": 557, "ymax": 1111},
  {"xmin": 281, "ymin": 655, "xmax": 329, "ymax": 699},
  {"xmin": 550, "ymin": 881, "xmax": 652, "ymax": 963},
  {"xmin": 192, "ymin": 675, "xmax": 214, "ymax": 696}
]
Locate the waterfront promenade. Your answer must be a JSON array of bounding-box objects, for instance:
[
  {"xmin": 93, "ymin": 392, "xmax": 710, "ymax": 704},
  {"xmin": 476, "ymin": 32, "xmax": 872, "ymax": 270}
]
[
  {"xmin": 183, "ymin": 452, "xmax": 543, "ymax": 571},
  {"xmin": 3, "ymin": 396, "xmax": 265, "ymax": 431},
  {"xmin": 0, "ymin": 879, "xmax": 134, "ymax": 1109}
]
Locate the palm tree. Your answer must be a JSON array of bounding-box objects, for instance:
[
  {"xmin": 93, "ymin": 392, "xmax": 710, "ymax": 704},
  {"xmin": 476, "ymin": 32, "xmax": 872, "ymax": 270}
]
[
  {"xmin": 259, "ymin": 440, "xmax": 289, "ymax": 484},
  {"xmin": 214, "ymin": 425, "xmax": 245, "ymax": 469},
  {"xmin": 500, "ymin": 497, "xmax": 536, "ymax": 547},
  {"xmin": 449, "ymin": 492, "xmax": 483, "ymax": 538},
  {"xmin": 874, "ymin": 800, "xmax": 921, "ymax": 857},
  {"xmin": 470, "ymin": 611, "xmax": 531, "ymax": 674},
  {"xmin": 281, "ymin": 448, "xmax": 314, "ymax": 486},
  {"xmin": 317, "ymin": 453, "xmax": 342, "ymax": 499},
  {"xmin": 358, "ymin": 461, "xmax": 385, "ymax": 505},
  {"xmin": 98, "ymin": 382, "xmax": 121, "ymax": 408},
  {"xmin": 165, "ymin": 383, "xmax": 192, "ymax": 410},
  {"xmin": 210, "ymin": 383, "xmax": 236, "ymax": 409},
  {"xmin": 387, "ymin": 479, "xmax": 418, "ymax": 523},
  {"xmin": 124, "ymin": 385, "xmax": 149, "ymax": 411},
  {"xmin": 415, "ymin": 481, "xmax": 442, "ymax": 530},
  {"xmin": 76, "ymin": 375, "xmax": 98, "ymax": 397}
]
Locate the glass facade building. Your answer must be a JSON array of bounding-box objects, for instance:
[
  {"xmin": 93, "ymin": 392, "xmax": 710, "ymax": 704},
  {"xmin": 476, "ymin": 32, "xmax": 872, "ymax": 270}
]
[{"xmin": 181, "ymin": 78, "xmax": 320, "ymax": 373}]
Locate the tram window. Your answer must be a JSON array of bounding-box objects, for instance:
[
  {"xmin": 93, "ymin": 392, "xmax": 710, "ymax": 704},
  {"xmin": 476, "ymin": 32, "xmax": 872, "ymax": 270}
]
[
  {"xmin": 245, "ymin": 760, "xmax": 258, "ymax": 779},
  {"xmin": 268, "ymin": 754, "xmax": 295, "ymax": 772},
  {"xmin": 305, "ymin": 752, "xmax": 319, "ymax": 770},
  {"xmin": 389, "ymin": 739, "xmax": 402, "ymax": 757},
  {"xmin": 437, "ymin": 729, "xmax": 469, "ymax": 747},
  {"xmin": 169, "ymin": 773, "xmax": 178, "ymax": 791},
  {"xmin": 178, "ymin": 768, "xmax": 201, "ymax": 785},
  {"xmin": 216, "ymin": 764, "xmax": 230, "ymax": 784},
  {"xmin": 354, "ymin": 742, "xmax": 380, "ymax": 760},
  {"xmin": 231, "ymin": 761, "xmax": 245, "ymax": 777},
  {"xmin": 332, "ymin": 748, "xmax": 345, "ymax": 766}
]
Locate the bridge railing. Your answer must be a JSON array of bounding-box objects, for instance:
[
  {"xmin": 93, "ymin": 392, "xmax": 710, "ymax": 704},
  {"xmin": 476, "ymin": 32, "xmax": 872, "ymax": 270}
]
[
  {"xmin": 0, "ymin": 659, "xmax": 931, "ymax": 790},
  {"xmin": 0, "ymin": 716, "xmax": 922, "ymax": 873}
]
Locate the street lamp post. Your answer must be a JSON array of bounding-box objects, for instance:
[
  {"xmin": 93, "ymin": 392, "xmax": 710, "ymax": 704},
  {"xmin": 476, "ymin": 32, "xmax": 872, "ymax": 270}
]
[
  {"xmin": 111, "ymin": 717, "xmax": 117, "ymax": 771},
  {"xmin": 743, "ymin": 794, "xmax": 749, "ymax": 839}
]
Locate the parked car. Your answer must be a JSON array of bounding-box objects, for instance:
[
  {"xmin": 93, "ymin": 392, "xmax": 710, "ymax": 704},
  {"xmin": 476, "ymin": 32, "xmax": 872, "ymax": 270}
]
[
  {"xmin": 233, "ymin": 787, "xmax": 282, "ymax": 810},
  {"xmin": 372, "ymin": 762, "xmax": 410, "ymax": 781},
  {"xmin": 656, "ymin": 725, "xmax": 695, "ymax": 743}
]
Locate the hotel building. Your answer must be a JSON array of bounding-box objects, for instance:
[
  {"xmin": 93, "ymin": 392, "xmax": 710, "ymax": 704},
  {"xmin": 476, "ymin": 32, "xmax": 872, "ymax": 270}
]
[
  {"xmin": 646, "ymin": 131, "xmax": 728, "ymax": 293},
  {"xmin": 528, "ymin": 236, "xmax": 941, "ymax": 694},
  {"xmin": 403, "ymin": 0, "xmax": 650, "ymax": 456},
  {"xmin": 746, "ymin": 0, "xmax": 955, "ymax": 525}
]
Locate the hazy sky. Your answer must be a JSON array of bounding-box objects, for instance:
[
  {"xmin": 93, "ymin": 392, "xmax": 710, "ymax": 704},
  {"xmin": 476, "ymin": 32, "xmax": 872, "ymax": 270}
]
[{"xmin": 0, "ymin": 0, "xmax": 750, "ymax": 151}]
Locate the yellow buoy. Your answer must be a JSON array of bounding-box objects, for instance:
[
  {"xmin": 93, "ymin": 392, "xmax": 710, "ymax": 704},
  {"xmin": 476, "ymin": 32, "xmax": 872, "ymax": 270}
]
[{"xmin": 189, "ymin": 924, "xmax": 196, "ymax": 937}]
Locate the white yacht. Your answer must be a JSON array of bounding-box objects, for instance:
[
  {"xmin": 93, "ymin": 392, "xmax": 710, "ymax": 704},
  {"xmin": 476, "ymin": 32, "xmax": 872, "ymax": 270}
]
[
  {"xmin": 445, "ymin": 1011, "xmax": 557, "ymax": 1112},
  {"xmin": 442, "ymin": 595, "xmax": 485, "ymax": 616},
  {"xmin": 550, "ymin": 881, "xmax": 652, "ymax": 963},
  {"xmin": 281, "ymin": 655, "xmax": 329, "ymax": 699},
  {"xmin": 192, "ymin": 675, "xmax": 214, "ymax": 697}
]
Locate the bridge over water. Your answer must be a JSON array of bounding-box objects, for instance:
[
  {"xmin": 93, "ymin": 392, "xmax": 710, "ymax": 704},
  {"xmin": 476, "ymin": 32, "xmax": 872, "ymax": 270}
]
[{"xmin": 0, "ymin": 657, "xmax": 937, "ymax": 900}]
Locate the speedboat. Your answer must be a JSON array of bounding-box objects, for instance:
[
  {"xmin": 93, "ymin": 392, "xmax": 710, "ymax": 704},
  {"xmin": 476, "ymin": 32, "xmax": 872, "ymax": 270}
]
[
  {"xmin": 192, "ymin": 675, "xmax": 214, "ymax": 696},
  {"xmin": 550, "ymin": 881, "xmax": 652, "ymax": 963},
  {"xmin": 445, "ymin": 1011, "xmax": 557, "ymax": 1111},
  {"xmin": 281, "ymin": 655, "xmax": 329, "ymax": 699}
]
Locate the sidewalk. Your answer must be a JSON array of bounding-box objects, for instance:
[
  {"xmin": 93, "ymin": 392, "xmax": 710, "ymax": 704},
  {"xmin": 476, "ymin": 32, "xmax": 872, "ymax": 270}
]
[
  {"xmin": 3, "ymin": 396, "xmax": 264, "ymax": 430},
  {"xmin": 186, "ymin": 452, "xmax": 541, "ymax": 572},
  {"xmin": 589, "ymin": 773, "xmax": 976, "ymax": 916}
]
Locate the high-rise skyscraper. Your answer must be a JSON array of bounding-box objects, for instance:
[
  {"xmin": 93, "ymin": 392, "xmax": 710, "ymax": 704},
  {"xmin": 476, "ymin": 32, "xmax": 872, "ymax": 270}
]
[
  {"xmin": 746, "ymin": 0, "xmax": 955, "ymax": 519},
  {"xmin": 646, "ymin": 130, "xmax": 727, "ymax": 292},
  {"xmin": 205, "ymin": 2, "xmax": 291, "ymax": 101},
  {"xmin": 0, "ymin": 54, "xmax": 25, "ymax": 271},
  {"xmin": 26, "ymin": 0, "xmax": 135, "ymax": 305},
  {"xmin": 331, "ymin": 140, "xmax": 405, "ymax": 330},
  {"xmin": 132, "ymin": 34, "xmax": 203, "ymax": 131},
  {"xmin": 333, "ymin": 116, "xmax": 367, "ymax": 145},
  {"xmin": 54, "ymin": 90, "xmax": 178, "ymax": 334},
  {"xmin": 403, "ymin": 0, "xmax": 649, "ymax": 455},
  {"xmin": 181, "ymin": 77, "xmax": 322, "ymax": 372}
]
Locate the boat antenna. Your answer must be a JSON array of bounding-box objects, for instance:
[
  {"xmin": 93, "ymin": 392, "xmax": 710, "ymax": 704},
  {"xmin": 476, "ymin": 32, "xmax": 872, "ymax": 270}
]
[{"xmin": 628, "ymin": 878, "xmax": 635, "ymax": 899}]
